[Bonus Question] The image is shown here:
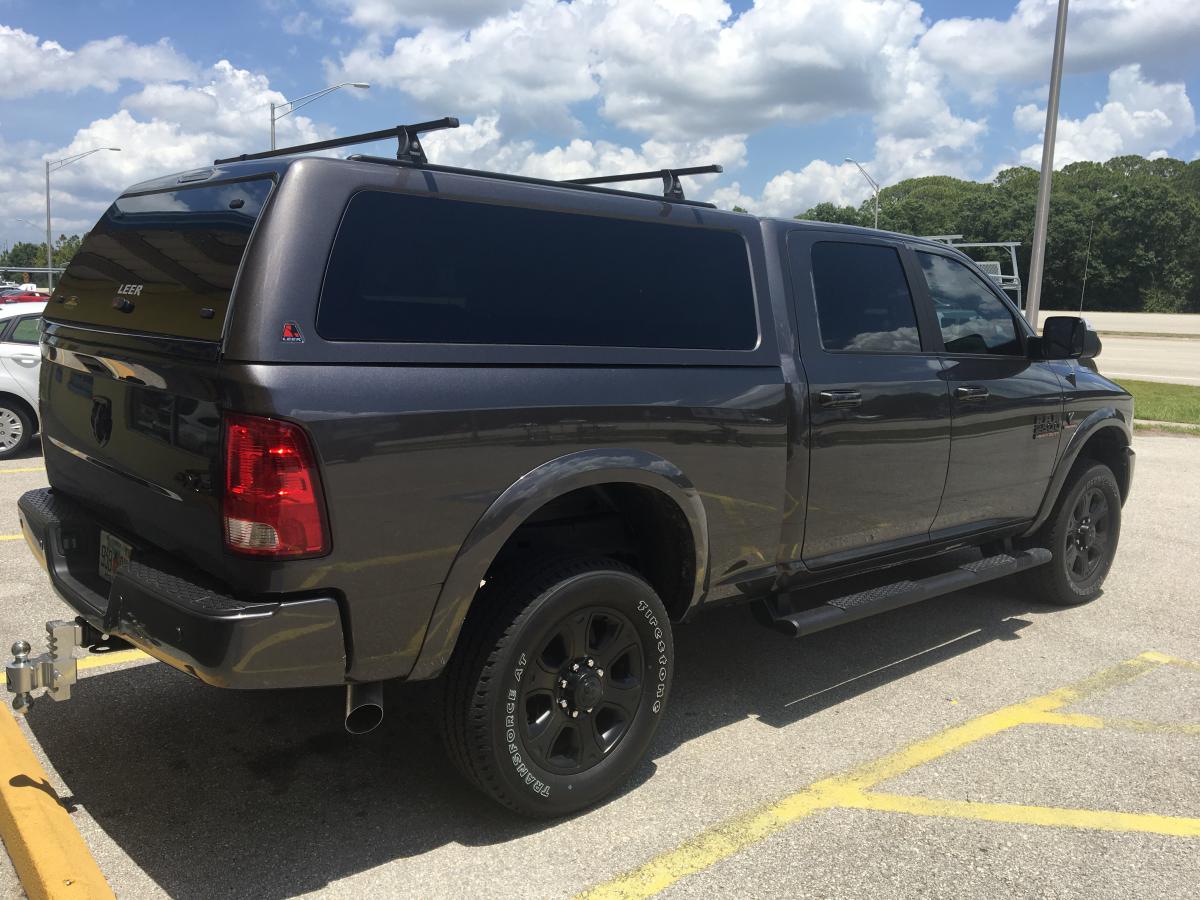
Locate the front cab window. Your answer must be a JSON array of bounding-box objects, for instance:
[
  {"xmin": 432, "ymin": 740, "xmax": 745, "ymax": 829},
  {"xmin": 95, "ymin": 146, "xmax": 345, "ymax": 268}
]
[{"xmin": 918, "ymin": 251, "xmax": 1021, "ymax": 355}]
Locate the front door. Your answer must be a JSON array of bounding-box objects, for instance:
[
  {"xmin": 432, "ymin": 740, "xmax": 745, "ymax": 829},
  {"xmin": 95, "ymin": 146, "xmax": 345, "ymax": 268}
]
[
  {"xmin": 911, "ymin": 248, "xmax": 1063, "ymax": 535},
  {"xmin": 786, "ymin": 233, "xmax": 952, "ymax": 569}
]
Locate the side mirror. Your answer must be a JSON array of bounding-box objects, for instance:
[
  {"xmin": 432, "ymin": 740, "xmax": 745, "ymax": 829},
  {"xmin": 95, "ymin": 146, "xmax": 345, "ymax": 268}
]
[
  {"xmin": 1035, "ymin": 316, "xmax": 1087, "ymax": 360},
  {"xmin": 1081, "ymin": 326, "xmax": 1102, "ymax": 359}
]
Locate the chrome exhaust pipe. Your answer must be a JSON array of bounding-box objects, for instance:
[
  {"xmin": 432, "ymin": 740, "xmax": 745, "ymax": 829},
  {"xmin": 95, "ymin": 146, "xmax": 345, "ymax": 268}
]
[{"xmin": 344, "ymin": 681, "xmax": 384, "ymax": 735}]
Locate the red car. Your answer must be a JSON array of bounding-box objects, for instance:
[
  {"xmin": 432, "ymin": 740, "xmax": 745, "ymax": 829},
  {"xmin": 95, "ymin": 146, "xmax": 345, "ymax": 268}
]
[{"xmin": 0, "ymin": 290, "xmax": 47, "ymax": 304}]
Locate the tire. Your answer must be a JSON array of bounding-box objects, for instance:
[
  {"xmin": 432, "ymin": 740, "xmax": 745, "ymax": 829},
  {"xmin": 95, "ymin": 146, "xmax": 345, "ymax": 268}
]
[
  {"xmin": 442, "ymin": 557, "xmax": 674, "ymax": 817},
  {"xmin": 1026, "ymin": 461, "xmax": 1122, "ymax": 606},
  {"xmin": 0, "ymin": 401, "xmax": 33, "ymax": 460}
]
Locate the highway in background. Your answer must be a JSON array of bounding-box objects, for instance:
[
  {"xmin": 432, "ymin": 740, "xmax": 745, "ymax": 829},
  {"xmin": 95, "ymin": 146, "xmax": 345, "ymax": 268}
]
[{"xmin": 1042, "ymin": 310, "xmax": 1199, "ymax": 386}]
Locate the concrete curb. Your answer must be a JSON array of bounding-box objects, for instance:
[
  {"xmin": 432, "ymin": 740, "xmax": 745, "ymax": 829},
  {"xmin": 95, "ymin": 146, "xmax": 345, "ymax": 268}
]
[
  {"xmin": 0, "ymin": 705, "xmax": 114, "ymax": 899},
  {"xmin": 1134, "ymin": 419, "xmax": 1200, "ymax": 432}
]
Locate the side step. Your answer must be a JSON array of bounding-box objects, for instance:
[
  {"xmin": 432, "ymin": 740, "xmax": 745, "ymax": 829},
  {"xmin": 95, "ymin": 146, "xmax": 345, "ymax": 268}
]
[{"xmin": 772, "ymin": 549, "xmax": 1052, "ymax": 638}]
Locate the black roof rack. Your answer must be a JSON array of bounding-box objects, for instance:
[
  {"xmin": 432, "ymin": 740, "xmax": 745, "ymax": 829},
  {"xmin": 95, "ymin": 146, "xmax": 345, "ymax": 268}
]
[
  {"xmin": 213, "ymin": 115, "xmax": 724, "ymax": 206},
  {"xmin": 214, "ymin": 117, "xmax": 460, "ymax": 166},
  {"xmin": 565, "ymin": 165, "xmax": 723, "ymax": 201}
]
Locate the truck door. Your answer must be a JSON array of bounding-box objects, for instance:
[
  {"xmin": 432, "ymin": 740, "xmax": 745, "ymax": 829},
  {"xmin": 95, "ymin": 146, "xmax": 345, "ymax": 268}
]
[
  {"xmin": 785, "ymin": 231, "xmax": 952, "ymax": 569},
  {"xmin": 910, "ymin": 248, "xmax": 1063, "ymax": 535}
]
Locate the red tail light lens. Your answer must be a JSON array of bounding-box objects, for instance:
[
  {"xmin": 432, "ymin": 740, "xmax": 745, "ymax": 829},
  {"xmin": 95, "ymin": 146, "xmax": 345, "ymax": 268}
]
[{"xmin": 222, "ymin": 413, "xmax": 328, "ymax": 558}]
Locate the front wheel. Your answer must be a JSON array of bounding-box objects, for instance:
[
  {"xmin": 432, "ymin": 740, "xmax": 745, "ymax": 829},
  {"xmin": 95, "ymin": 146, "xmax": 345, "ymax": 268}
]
[
  {"xmin": 442, "ymin": 558, "xmax": 674, "ymax": 817},
  {"xmin": 1026, "ymin": 461, "xmax": 1122, "ymax": 606}
]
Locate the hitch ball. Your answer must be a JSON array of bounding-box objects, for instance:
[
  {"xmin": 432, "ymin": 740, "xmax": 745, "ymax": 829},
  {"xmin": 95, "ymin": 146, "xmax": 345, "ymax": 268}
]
[{"xmin": 5, "ymin": 622, "xmax": 83, "ymax": 715}]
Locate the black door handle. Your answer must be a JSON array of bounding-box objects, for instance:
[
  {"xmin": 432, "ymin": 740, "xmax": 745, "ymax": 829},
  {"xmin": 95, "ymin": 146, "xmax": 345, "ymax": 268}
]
[
  {"xmin": 955, "ymin": 385, "xmax": 990, "ymax": 402},
  {"xmin": 818, "ymin": 390, "xmax": 862, "ymax": 409}
]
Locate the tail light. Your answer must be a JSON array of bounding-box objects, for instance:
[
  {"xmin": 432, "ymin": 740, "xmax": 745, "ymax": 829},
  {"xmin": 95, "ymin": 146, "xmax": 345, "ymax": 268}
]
[{"xmin": 222, "ymin": 413, "xmax": 328, "ymax": 558}]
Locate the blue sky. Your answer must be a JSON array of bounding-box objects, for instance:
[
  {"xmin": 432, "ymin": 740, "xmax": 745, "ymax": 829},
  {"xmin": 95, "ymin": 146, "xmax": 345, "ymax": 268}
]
[{"xmin": 2, "ymin": 0, "xmax": 1198, "ymax": 248}]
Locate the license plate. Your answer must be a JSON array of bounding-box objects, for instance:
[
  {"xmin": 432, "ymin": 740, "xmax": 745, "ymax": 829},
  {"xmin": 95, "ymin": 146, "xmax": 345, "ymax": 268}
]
[{"xmin": 98, "ymin": 530, "xmax": 133, "ymax": 582}]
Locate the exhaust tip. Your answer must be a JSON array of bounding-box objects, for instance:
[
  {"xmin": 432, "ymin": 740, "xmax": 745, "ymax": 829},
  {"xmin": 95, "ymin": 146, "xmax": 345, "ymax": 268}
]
[{"xmin": 345, "ymin": 682, "xmax": 384, "ymax": 735}]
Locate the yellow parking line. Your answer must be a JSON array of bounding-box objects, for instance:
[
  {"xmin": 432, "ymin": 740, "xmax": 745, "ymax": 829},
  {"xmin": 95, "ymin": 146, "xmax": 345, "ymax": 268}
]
[
  {"xmin": 847, "ymin": 792, "xmax": 1200, "ymax": 838},
  {"xmin": 1, "ymin": 534, "xmax": 23, "ymax": 541},
  {"xmin": 0, "ymin": 467, "xmax": 44, "ymax": 474},
  {"xmin": 78, "ymin": 649, "xmax": 150, "ymax": 671},
  {"xmin": 578, "ymin": 652, "xmax": 1178, "ymax": 900},
  {"xmin": 0, "ymin": 705, "xmax": 116, "ymax": 899},
  {"xmin": 1032, "ymin": 710, "xmax": 1200, "ymax": 736}
]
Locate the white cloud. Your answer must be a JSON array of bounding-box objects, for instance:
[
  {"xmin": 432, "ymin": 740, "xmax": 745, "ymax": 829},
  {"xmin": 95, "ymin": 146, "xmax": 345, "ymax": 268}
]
[
  {"xmin": 922, "ymin": 0, "xmax": 1200, "ymax": 87},
  {"xmin": 282, "ymin": 11, "xmax": 324, "ymax": 36},
  {"xmin": 0, "ymin": 26, "xmax": 195, "ymax": 99},
  {"xmin": 330, "ymin": 0, "xmax": 526, "ymax": 31},
  {"xmin": 328, "ymin": 0, "xmax": 987, "ymax": 217},
  {"xmin": 328, "ymin": 0, "xmax": 963, "ymax": 140},
  {"xmin": 0, "ymin": 61, "xmax": 327, "ymax": 246},
  {"xmin": 423, "ymin": 114, "xmax": 746, "ymax": 187},
  {"xmin": 710, "ymin": 161, "xmax": 876, "ymax": 218},
  {"xmin": 1014, "ymin": 65, "xmax": 1196, "ymax": 167}
]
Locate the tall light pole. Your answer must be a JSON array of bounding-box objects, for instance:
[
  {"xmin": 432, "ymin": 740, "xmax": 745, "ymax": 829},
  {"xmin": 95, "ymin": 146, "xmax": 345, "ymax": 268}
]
[
  {"xmin": 270, "ymin": 82, "xmax": 370, "ymax": 149},
  {"xmin": 1025, "ymin": 0, "xmax": 1070, "ymax": 328},
  {"xmin": 845, "ymin": 157, "xmax": 880, "ymax": 229},
  {"xmin": 45, "ymin": 147, "xmax": 121, "ymax": 291}
]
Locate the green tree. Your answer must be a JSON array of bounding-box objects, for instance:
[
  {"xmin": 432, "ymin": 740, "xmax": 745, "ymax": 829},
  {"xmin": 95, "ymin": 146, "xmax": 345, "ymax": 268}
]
[{"xmin": 794, "ymin": 154, "xmax": 1200, "ymax": 313}]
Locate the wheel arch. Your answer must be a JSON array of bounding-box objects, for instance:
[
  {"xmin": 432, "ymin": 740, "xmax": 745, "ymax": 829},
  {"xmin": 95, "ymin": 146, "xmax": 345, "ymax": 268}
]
[
  {"xmin": 408, "ymin": 449, "xmax": 709, "ymax": 680},
  {"xmin": 1023, "ymin": 408, "xmax": 1133, "ymax": 538}
]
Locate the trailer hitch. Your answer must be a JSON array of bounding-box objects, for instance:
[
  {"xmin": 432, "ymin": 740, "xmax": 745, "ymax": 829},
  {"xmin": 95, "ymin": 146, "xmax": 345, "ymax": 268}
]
[{"xmin": 5, "ymin": 620, "xmax": 83, "ymax": 715}]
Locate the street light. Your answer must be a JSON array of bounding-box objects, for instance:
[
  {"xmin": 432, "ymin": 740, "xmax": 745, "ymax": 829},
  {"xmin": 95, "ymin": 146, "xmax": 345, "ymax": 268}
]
[
  {"xmin": 844, "ymin": 157, "xmax": 880, "ymax": 230},
  {"xmin": 45, "ymin": 147, "xmax": 121, "ymax": 291},
  {"xmin": 270, "ymin": 82, "xmax": 370, "ymax": 149}
]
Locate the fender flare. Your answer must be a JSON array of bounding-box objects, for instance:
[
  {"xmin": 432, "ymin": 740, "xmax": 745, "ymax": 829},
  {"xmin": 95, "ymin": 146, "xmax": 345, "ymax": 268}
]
[
  {"xmin": 408, "ymin": 449, "xmax": 709, "ymax": 679},
  {"xmin": 1022, "ymin": 407, "xmax": 1132, "ymax": 537}
]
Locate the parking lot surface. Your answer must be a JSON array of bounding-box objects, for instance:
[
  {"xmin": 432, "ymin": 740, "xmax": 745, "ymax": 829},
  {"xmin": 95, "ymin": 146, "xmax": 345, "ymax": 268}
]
[{"xmin": 1, "ymin": 433, "xmax": 1198, "ymax": 899}]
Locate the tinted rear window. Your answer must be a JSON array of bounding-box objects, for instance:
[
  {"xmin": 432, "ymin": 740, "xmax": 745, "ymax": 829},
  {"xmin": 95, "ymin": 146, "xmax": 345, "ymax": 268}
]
[
  {"xmin": 317, "ymin": 191, "xmax": 757, "ymax": 349},
  {"xmin": 50, "ymin": 178, "xmax": 273, "ymax": 341},
  {"xmin": 810, "ymin": 241, "xmax": 921, "ymax": 352}
]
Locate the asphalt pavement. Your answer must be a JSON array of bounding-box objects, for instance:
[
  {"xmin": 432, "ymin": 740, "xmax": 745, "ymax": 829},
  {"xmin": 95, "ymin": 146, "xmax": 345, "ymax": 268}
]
[
  {"xmin": 1, "ymin": 433, "xmax": 1198, "ymax": 899},
  {"xmin": 1096, "ymin": 335, "xmax": 1200, "ymax": 386}
]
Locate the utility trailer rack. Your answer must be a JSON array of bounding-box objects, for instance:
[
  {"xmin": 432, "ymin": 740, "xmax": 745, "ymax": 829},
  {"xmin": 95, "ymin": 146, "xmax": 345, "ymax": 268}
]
[{"xmin": 926, "ymin": 234, "xmax": 1024, "ymax": 310}]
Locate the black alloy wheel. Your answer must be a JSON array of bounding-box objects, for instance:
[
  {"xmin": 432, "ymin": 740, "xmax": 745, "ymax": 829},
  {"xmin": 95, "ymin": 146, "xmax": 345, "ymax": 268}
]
[
  {"xmin": 1026, "ymin": 460, "xmax": 1122, "ymax": 606},
  {"xmin": 442, "ymin": 557, "xmax": 674, "ymax": 817},
  {"xmin": 1064, "ymin": 485, "xmax": 1111, "ymax": 585},
  {"xmin": 520, "ymin": 606, "xmax": 643, "ymax": 775}
]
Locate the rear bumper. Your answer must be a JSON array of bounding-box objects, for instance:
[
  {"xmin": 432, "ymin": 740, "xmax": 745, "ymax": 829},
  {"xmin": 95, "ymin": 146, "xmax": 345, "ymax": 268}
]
[{"xmin": 18, "ymin": 488, "xmax": 347, "ymax": 689}]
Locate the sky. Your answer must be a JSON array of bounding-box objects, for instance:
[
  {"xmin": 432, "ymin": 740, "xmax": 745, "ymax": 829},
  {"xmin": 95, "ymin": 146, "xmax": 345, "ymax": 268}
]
[{"xmin": 1, "ymin": 0, "xmax": 1199, "ymax": 251}]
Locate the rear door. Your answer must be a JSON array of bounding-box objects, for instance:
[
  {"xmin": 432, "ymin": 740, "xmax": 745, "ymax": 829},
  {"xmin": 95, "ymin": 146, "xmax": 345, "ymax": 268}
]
[
  {"xmin": 911, "ymin": 247, "xmax": 1063, "ymax": 535},
  {"xmin": 0, "ymin": 313, "xmax": 42, "ymax": 405},
  {"xmin": 786, "ymin": 231, "xmax": 952, "ymax": 569}
]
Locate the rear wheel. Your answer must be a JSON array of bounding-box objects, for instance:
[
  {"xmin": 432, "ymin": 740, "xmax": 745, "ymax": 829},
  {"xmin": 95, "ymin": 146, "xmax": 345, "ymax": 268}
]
[
  {"xmin": 442, "ymin": 558, "xmax": 673, "ymax": 817},
  {"xmin": 1026, "ymin": 461, "xmax": 1122, "ymax": 606},
  {"xmin": 0, "ymin": 402, "xmax": 32, "ymax": 459}
]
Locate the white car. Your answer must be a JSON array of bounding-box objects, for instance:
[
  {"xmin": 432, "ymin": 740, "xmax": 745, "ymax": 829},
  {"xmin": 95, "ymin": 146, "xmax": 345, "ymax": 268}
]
[{"xmin": 0, "ymin": 301, "xmax": 44, "ymax": 458}]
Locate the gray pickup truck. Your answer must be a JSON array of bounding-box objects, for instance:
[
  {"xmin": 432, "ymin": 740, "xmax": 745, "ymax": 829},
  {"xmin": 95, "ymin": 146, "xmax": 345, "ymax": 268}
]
[{"xmin": 6, "ymin": 120, "xmax": 1133, "ymax": 816}]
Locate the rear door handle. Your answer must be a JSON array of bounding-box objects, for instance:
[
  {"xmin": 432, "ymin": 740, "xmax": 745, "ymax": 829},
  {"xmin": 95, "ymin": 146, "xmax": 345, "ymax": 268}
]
[
  {"xmin": 817, "ymin": 390, "xmax": 862, "ymax": 409},
  {"xmin": 11, "ymin": 355, "xmax": 39, "ymax": 367},
  {"xmin": 955, "ymin": 385, "xmax": 990, "ymax": 402}
]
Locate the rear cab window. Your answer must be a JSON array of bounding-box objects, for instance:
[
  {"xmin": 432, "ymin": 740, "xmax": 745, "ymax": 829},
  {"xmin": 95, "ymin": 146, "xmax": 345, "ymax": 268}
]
[
  {"xmin": 810, "ymin": 241, "xmax": 922, "ymax": 352},
  {"xmin": 316, "ymin": 191, "xmax": 758, "ymax": 350},
  {"xmin": 48, "ymin": 178, "xmax": 274, "ymax": 341}
]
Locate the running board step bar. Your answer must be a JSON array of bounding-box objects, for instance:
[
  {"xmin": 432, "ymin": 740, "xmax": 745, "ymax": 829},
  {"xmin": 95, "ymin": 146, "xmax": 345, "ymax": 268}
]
[{"xmin": 773, "ymin": 549, "xmax": 1052, "ymax": 638}]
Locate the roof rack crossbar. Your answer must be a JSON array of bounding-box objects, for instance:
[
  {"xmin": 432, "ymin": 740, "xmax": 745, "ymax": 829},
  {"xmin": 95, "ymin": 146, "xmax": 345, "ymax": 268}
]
[
  {"xmin": 565, "ymin": 164, "xmax": 723, "ymax": 201},
  {"xmin": 213, "ymin": 117, "xmax": 460, "ymax": 166}
]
